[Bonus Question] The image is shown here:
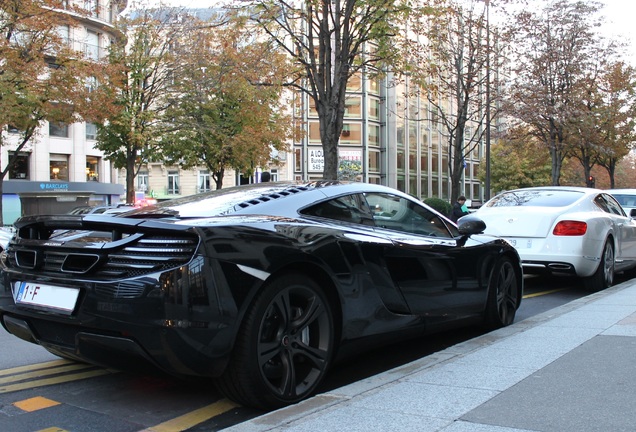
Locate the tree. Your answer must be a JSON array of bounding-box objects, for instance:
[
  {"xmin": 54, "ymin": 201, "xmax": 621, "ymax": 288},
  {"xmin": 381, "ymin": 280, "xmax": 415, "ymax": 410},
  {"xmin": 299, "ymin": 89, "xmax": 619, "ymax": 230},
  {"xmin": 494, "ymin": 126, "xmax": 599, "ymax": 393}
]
[
  {"xmin": 480, "ymin": 129, "xmax": 551, "ymax": 194},
  {"xmin": 590, "ymin": 62, "xmax": 636, "ymax": 188},
  {"xmin": 409, "ymin": 0, "xmax": 495, "ymax": 203},
  {"xmin": 504, "ymin": 0, "xmax": 604, "ymax": 186},
  {"xmin": 96, "ymin": 6, "xmax": 183, "ymax": 203},
  {"xmin": 239, "ymin": 0, "xmax": 412, "ymax": 180},
  {"xmin": 0, "ymin": 0, "xmax": 115, "ymax": 224},
  {"xmin": 161, "ymin": 14, "xmax": 292, "ymax": 189}
]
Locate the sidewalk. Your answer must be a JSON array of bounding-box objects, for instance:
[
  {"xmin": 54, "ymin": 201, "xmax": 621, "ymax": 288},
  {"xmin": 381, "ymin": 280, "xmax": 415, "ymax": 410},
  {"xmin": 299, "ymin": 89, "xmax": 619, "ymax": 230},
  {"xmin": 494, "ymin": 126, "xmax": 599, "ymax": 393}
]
[{"xmin": 224, "ymin": 278, "xmax": 636, "ymax": 432}]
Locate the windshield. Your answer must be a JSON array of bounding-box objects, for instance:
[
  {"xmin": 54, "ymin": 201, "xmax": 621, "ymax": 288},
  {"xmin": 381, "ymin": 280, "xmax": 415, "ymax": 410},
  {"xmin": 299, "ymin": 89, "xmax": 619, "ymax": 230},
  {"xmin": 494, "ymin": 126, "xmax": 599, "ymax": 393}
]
[{"xmin": 485, "ymin": 189, "xmax": 583, "ymax": 208}]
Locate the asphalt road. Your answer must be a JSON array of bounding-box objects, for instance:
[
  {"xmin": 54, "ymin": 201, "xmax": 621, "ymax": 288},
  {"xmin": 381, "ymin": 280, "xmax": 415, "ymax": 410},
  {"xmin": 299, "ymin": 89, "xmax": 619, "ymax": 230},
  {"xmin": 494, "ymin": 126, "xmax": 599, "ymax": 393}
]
[{"xmin": 0, "ymin": 274, "xmax": 602, "ymax": 432}]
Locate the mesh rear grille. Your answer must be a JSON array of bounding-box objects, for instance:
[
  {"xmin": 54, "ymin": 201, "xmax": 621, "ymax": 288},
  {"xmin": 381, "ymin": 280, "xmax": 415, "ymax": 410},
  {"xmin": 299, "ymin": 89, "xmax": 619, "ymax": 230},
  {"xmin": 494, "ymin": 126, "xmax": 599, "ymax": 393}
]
[{"xmin": 7, "ymin": 234, "xmax": 198, "ymax": 281}]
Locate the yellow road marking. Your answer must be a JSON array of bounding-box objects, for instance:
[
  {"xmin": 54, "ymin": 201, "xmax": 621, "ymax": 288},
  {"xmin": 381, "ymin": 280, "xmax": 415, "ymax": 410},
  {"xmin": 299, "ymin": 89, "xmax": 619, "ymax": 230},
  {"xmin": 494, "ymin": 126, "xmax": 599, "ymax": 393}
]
[
  {"xmin": 0, "ymin": 360, "xmax": 71, "ymax": 377},
  {"xmin": 36, "ymin": 428, "xmax": 68, "ymax": 432},
  {"xmin": 14, "ymin": 396, "xmax": 61, "ymax": 412},
  {"xmin": 140, "ymin": 399, "xmax": 240, "ymax": 432},
  {"xmin": 0, "ymin": 369, "xmax": 111, "ymax": 394},
  {"xmin": 523, "ymin": 287, "xmax": 570, "ymax": 299},
  {"xmin": 0, "ymin": 363, "xmax": 99, "ymax": 385}
]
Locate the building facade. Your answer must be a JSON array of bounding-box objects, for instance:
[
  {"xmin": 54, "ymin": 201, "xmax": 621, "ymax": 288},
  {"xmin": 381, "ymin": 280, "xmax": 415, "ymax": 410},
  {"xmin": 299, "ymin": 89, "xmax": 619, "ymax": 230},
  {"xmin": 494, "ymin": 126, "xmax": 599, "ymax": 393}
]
[
  {"xmin": 1, "ymin": 0, "xmax": 127, "ymax": 225},
  {"xmin": 2, "ymin": 3, "xmax": 493, "ymax": 225},
  {"xmin": 292, "ymin": 72, "xmax": 488, "ymax": 204}
]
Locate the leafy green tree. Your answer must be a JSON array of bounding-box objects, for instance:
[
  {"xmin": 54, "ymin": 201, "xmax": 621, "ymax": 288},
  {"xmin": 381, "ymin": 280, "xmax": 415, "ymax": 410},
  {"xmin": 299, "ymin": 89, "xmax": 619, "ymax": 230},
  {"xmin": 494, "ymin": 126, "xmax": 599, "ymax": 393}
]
[
  {"xmin": 239, "ymin": 0, "xmax": 413, "ymax": 180},
  {"xmin": 423, "ymin": 197, "xmax": 452, "ymax": 216},
  {"xmin": 504, "ymin": 0, "xmax": 605, "ymax": 186},
  {"xmin": 0, "ymin": 0, "xmax": 115, "ymax": 224},
  {"xmin": 161, "ymin": 15, "xmax": 292, "ymax": 189},
  {"xmin": 481, "ymin": 129, "xmax": 551, "ymax": 194},
  {"xmin": 96, "ymin": 7, "xmax": 182, "ymax": 203},
  {"xmin": 408, "ymin": 0, "xmax": 495, "ymax": 204},
  {"xmin": 589, "ymin": 62, "xmax": 636, "ymax": 188}
]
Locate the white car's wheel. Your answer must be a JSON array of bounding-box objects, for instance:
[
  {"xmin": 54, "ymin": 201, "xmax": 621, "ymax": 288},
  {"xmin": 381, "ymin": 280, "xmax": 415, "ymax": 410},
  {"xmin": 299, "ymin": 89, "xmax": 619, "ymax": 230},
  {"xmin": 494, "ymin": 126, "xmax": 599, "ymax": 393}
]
[{"xmin": 583, "ymin": 239, "xmax": 614, "ymax": 292}]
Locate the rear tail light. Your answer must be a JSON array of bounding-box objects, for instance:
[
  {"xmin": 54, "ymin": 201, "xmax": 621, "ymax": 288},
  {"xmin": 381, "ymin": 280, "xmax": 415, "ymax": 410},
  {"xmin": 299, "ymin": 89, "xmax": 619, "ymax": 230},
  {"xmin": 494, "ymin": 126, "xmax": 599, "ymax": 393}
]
[{"xmin": 553, "ymin": 220, "xmax": 587, "ymax": 236}]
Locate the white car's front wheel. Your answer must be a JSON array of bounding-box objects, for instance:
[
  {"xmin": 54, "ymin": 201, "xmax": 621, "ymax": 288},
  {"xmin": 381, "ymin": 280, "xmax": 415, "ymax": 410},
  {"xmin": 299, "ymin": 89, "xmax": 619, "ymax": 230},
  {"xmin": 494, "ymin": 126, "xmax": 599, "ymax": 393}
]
[{"xmin": 583, "ymin": 239, "xmax": 614, "ymax": 292}]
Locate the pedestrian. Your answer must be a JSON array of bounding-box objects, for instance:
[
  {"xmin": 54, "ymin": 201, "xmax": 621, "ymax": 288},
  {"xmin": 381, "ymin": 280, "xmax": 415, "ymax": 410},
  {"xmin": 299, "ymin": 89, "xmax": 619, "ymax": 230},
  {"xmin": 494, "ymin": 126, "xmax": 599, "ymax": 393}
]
[{"xmin": 450, "ymin": 195, "xmax": 469, "ymax": 222}]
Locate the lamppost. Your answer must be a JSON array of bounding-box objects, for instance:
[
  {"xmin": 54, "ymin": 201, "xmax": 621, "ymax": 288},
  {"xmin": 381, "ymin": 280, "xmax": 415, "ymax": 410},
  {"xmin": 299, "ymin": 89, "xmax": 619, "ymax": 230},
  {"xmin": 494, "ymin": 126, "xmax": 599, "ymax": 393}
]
[{"xmin": 484, "ymin": 0, "xmax": 491, "ymax": 201}]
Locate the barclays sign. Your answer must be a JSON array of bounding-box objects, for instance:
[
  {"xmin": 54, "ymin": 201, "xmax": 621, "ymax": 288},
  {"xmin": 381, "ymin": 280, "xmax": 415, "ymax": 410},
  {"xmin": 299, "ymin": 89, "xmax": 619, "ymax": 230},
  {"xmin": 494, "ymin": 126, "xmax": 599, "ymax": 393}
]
[{"xmin": 39, "ymin": 183, "xmax": 69, "ymax": 190}]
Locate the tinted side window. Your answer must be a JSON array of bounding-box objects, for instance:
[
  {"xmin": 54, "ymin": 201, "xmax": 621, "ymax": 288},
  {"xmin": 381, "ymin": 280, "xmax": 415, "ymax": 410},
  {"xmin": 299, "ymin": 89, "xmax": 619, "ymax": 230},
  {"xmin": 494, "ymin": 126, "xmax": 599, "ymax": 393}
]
[
  {"xmin": 302, "ymin": 194, "xmax": 375, "ymax": 226},
  {"xmin": 363, "ymin": 192, "xmax": 453, "ymax": 238},
  {"xmin": 598, "ymin": 194, "xmax": 626, "ymax": 216}
]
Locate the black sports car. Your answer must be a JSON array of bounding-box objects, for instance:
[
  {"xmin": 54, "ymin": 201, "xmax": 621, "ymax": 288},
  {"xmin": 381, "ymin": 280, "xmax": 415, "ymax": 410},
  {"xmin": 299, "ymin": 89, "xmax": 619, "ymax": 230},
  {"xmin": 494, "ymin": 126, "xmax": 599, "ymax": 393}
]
[{"xmin": 0, "ymin": 181, "xmax": 522, "ymax": 409}]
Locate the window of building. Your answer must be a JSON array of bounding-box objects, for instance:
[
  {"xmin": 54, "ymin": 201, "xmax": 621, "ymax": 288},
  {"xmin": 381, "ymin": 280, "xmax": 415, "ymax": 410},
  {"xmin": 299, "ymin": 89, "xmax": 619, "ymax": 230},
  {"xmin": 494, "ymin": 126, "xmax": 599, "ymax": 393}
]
[
  {"xmin": 86, "ymin": 30, "xmax": 99, "ymax": 60},
  {"xmin": 397, "ymin": 150, "xmax": 405, "ymax": 171},
  {"xmin": 368, "ymin": 124, "xmax": 380, "ymax": 147},
  {"xmin": 340, "ymin": 122, "xmax": 362, "ymax": 144},
  {"xmin": 198, "ymin": 170, "xmax": 211, "ymax": 193},
  {"xmin": 421, "ymin": 178, "xmax": 429, "ymax": 197},
  {"xmin": 409, "ymin": 175, "xmax": 418, "ymax": 197},
  {"xmin": 409, "ymin": 150, "xmax": 417, "ymax": 172},
  {"xmin": 368, "ymin": 97, "xmax": 380, "ymax": 120},
  {"xmin": 50, "ymin": 155, "xmax": 69, "ymax": 181},
  {"xmin": 85, "ymin": 76, "xmax": 98, "ymax": 94},
  {"xmin": 84, "ymin": 0, "xmax": 98, "ymax": 17},
  {"xmin": 9, "ymin": 152, "xmax": 29, "ymax": 180},
  {"xmin": 347, "ymin": 73, "xmax": 362, "ymax": 92},
  {"xmin": 421, "ymin": 153, "xmax": 428, "ymax": 175},
  {"xmin": 308, "ymin": 98, "xmax": 318, "ymax": 117},
  {"xmin": 137, "ymin": 171, "xmax": 148, "ymax": 192},
  {"xmin": 368, "ymin": 150, "xmax": 380, "ymax": 173},
  {"xmin": 86, "ymin": 156, "xmax": 99, "ymax": 181},
  {"xmin": 86, "ymin": 123, "xmax": 97, "ymax": 140},
  {"xmin": 344, "ymin": 97, "xmax": 362, "ymax": 118},
  {"xmin": 49, "ymin": 122, "xmax": 69, "ymax": 138},
  {"xmin": 409, "ymin": 122, "xmax": 417, "ymax": 146},
  {"xmin": 57, "ymin": 25, "xmax": 70, "ymax": 44},
  {"xmin": 167, "ymin": 170, "xmax": 180, "ymax": 195},
  {"xmin": 367, "ymin": 77, "xmax": 380, "ymax": 95},
  {"xmin": 294, "ymin": 148, "xmax": 302, "ymax": 172},
  {"xmin": 270, "ymin": 169, "xmax": 279, "ymax": 181},
  {"xmin": 396, "ymin": 117, "xmax": 405, "ymax": 146},
  {"xmin": 431, "ymin": 152, "xmax": 439, "ymax": 174},
  {"xmin": 309, "ymin": 121, "xmax": 321, "ymax": 142}
]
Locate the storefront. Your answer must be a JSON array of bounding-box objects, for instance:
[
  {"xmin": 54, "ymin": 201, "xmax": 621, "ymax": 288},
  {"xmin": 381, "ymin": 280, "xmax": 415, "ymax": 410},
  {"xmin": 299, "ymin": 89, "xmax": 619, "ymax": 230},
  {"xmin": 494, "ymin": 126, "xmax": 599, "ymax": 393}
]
[{"xmin": 2, "ymin": 180, "xmax": 125, "ymax": 225}]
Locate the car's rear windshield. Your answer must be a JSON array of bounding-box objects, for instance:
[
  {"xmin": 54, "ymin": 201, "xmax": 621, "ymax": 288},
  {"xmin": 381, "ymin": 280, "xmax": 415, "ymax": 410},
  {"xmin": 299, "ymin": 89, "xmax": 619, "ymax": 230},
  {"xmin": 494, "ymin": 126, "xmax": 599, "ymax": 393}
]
[{"xmin": 485, "ymin": 190, "xmax": 583, "ymax": 208}]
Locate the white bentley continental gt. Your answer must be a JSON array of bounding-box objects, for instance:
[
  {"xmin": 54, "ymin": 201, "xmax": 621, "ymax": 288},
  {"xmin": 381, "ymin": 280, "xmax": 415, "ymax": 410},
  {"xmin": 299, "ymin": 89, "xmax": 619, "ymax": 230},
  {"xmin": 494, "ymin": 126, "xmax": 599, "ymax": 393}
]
[{"xmin": 471, "ymin": 186, "xmax": 636, "ymax": 291}]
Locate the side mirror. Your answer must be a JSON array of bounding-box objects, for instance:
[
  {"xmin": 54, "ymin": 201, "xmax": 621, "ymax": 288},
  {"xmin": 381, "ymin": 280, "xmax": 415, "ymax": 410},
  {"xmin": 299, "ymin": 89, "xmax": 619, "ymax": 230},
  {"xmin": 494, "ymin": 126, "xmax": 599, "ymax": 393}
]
[
  {"xmin": 630, "ymin": 208, "xmax": 636, "ymax": 218},
  {"xmin": 457, "ymin": 214, "xmax": 486, "ymax": 235}
]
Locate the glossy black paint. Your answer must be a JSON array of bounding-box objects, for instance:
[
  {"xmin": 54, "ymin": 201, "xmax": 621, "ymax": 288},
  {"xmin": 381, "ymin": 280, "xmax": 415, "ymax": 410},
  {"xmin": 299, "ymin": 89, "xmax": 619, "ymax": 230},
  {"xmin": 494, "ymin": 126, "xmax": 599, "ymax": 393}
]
[{"xmin": 0, "ymin": 181, "xmax": 522, "ymax": 407}]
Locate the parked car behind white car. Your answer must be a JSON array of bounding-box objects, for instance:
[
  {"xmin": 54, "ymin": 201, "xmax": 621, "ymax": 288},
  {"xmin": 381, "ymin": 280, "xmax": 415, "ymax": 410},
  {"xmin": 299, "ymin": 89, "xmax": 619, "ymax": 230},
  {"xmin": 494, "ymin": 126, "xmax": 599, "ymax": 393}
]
[
  {"xmin": 606, "ymin": 189, "xmax": 636, "ymax": 217},
  {"xmin": 471, "ymin": 186, "xmax": 636, "ymax": 291}
]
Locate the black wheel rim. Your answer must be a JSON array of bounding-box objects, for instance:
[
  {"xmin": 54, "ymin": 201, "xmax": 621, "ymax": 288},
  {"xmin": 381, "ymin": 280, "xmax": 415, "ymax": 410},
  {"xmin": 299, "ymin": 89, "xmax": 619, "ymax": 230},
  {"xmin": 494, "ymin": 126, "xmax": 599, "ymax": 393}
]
[
  {"xmin": 603, "ymin": 243, "xmax": 615, "ymax": 287},
  {"xmin": 257, "ymin": 285, "xmax": 332, "ymax": 401},
  {"xmin": 495, "ymin": 261, "xmax": 518, "ymax": 326}
]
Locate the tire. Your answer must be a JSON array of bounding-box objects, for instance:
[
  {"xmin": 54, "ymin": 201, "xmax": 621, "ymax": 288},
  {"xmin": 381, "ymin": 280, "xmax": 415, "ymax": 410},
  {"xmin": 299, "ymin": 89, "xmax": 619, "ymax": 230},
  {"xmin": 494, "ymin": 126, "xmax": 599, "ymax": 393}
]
[
  {"xmin": 583, "ymin": 240, "xmax": 614, "ymax": 292},
  {"xmin": 216, "ymin": 273, "xmax": 335, "ymax": 410},
  {"xmin": 484, "ymin": 256, "xmax": 519, "ymax": 329}
]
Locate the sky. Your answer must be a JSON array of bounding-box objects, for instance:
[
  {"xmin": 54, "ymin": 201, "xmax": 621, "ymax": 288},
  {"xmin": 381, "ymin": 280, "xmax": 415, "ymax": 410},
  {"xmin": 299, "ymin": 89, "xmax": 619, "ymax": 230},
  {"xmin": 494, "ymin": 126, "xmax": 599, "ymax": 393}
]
[
  {"xmin": 597, "ymin": 0, "xmax": 636, "ymax": 64},
  {"xmin": 137, "ymin": 0, "xmax": 636, "ymax": 65}
]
